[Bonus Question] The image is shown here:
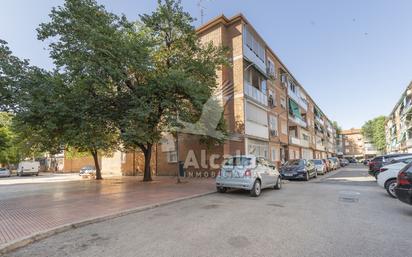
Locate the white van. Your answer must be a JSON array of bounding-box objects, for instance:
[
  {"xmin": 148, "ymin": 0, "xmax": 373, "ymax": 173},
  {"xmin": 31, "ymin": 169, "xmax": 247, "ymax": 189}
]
[{"xmin": 17, "ymin": 161, "xmax": 40, "ymax": 176}]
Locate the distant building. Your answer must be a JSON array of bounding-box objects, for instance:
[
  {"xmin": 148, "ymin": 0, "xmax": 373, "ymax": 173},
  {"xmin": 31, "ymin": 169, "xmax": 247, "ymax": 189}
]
[
  {"xmin": 338, "ymin": 128, "xmax": 379, "ymax": 160},
  {"xmin": 385, "ymin": 81, "xmax": 412, "ymax": 153}
]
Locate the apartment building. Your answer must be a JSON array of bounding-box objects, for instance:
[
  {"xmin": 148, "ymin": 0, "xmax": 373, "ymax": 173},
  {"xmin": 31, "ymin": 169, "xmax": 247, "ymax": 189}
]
[
  {"xmin": 386, "ymin": 82, "xmax": 412, "ymax": 153},
  {"xmin": 338, "ymin": 128, "xmax": 379, "ymax": 160},
  {"xmin": 60, "ymin": 14, "xmax": 338, "ymax": 176}
]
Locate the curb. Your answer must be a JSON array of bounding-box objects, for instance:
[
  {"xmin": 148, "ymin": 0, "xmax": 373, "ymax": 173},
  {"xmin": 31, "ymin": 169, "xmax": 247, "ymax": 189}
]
[{"xmin": 0, "ymin": 190, "xmax": 216, "ymax": 255}]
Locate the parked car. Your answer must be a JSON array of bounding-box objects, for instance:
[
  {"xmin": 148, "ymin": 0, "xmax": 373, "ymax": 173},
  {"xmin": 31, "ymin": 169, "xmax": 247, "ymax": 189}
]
[
  {"xmin": 373, "ymin": 156, "xmax": 412, "ymax": 179},
  {"xmin": 216, "ymin": 156, "xmax": 281, "ymax": 197},
  {"xmin": 323, "ymin": 159, "xmax": 332, "ymax": 172},
  {"xmin": 340, "ymin": 159, "xmax": 349, "ymax": 167},
  {"xmin": 280, "ymin": 159, "xmax": 317, "ymax": 181},
  {"xmin": 369, "ymin": 154, "xmax": 412, "ymax": 177},
  {"xmin": 328, "ymin": 157, "xmax": 340, "ymax": 170},
  {"xmin": 394, "ymin": 162, "xmax": 412, "ymax": 205},
  {"xmin": 79, "ymin": 165, "xmax": 96, "ymax": 176},
  {"xmin": 0, "ymin": 168, "xmax": 11, "ymax": 177},
  {"xmin": 17, "ymin": 161, "xmax": 40, "ymax": 176},
  {"xmin": 312, "ymin": 159, "xmax": 327, "ymax": 175},
  {"xmin": 377, "ymin": 157, "xmax": 412, "ymax": 198}
]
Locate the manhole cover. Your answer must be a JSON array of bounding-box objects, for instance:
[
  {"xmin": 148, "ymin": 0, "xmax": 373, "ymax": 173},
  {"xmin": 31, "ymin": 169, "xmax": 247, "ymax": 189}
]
[{"xmin": 338, "ymin": 191, "xmax": 360, "ymax": 203}]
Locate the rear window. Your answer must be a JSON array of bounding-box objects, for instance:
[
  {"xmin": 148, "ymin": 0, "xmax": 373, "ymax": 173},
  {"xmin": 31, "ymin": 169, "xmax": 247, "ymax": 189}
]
[
  {"xmin": 313, "ymin": 160, "xmax": 323, "ymax": 165},
  {"xmin": 224, "ymin": 157, "xmax": 252, "ymax": 167}
]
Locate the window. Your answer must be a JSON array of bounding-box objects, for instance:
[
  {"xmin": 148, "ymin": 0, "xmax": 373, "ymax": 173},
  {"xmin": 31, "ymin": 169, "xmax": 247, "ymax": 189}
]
[
  {"xmin": 167, "ymin": 151, "xmax": 177, "ymax": 163},
  {"xmin": 280, "ymin": 97, "xmax": 286, "ymax": 109},
  {"xmin": 271, "ymin": 147, "xmax": 276, "ymax": 162},
  {"xmin": 244, "ymin": 26, "xmax": 265, "ymax": 62},
  {"xmin": 267, "ymin": 59, "xmax": 276, "ymax": 78},
  {"xmin": 281, "ymin": 120, "xmax": 288, "ymax": 135},
  {"xmin": 268, "ymin": 90, "xmax": 276, "ymax": 107},
  {"xmin": 269, "ymin": 115, "xmax": 278, "ymax": 132}
]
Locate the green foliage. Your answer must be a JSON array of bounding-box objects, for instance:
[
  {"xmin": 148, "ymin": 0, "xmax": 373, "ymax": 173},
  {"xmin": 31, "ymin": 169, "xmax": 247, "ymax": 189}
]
[
  {"xmin": 362, "ymin": 116, "xmax": 386, "ymax": 152},
  {"xmin": 332, "ymin": 121, "xmax": 342, "ymax": 135},
  {"xmin": 118, "ymin": 0, "xmax": 229, "ymax": 181},
  {"xmin": 2, "ymin": 0, "xmax": 228, "ymax": 181},
  {"xmin": 0, "ymin": 40, "xmax": 31, "ymax": 112}
]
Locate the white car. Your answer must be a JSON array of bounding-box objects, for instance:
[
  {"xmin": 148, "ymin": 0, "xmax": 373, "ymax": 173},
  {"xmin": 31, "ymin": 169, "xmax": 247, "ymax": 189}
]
[
  {"xmin": 377, "ymin": 159, "xmax": 412, "ymax": 198},
  {"xmin": 0, "ymin": 168, "xmax": 11, "ymax": 177},
  {"xmin": 17, "ymin": 161, "xmax": 40, "ymax": 176}
]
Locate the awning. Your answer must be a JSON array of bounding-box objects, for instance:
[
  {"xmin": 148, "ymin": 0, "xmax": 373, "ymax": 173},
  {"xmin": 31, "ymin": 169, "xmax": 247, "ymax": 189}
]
[
  {"xmin": 314, "ymin": 106, "xmax": 323, "ymax": 118},
  {"xmin": 289, "ymin": 99, "xmax": 302, "ymax": 119}
]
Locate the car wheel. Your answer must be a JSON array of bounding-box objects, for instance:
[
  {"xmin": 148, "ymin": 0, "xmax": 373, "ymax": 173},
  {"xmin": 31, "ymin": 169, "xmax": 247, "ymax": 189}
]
[
  {"xmin": 304, "ymin": 172, "xmax": 309, "ymax": 181},
  {"xmin": 217, "ymin": 187, "xmax": 227, "ymax": 193},
  {"xmin": 36, "ymin": 173, "xmax": 39, "ymax": 176},
  {"xmin": 385, "ymin": 179, "xmax": 397, "ymax": 198},
  {"xmin": 274, "ymin": 177, "xmax": 282, "ymax": 190},
  {"xmin": 314, "ymin": 171, "xmax": 318, "ymax": 178},
  {"xmin": 250, "ymin": 180, "xmax": 261, "ymax": 197}
]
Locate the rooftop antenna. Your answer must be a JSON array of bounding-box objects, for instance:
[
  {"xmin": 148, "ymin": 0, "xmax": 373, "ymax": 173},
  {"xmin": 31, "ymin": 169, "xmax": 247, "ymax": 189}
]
[{"xmin": 197, "ymin": 0, "xmax": 207, "ymax": 25}]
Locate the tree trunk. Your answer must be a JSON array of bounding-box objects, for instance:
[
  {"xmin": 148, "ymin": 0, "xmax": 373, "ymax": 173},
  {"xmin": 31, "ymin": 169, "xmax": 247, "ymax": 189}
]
[
  {"xmin": 91, "ymin": 150, "xmax": 102, "ymax": 180},
  {"xmin": 142, "ymin": 144, "xmax": 153, "ymax": 182}
]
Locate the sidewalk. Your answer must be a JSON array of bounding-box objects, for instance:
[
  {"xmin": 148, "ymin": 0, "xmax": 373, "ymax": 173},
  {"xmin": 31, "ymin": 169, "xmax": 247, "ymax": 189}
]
[{"xmin": 0, "ymin": 176, "xmax": 215, "ymax": 252}]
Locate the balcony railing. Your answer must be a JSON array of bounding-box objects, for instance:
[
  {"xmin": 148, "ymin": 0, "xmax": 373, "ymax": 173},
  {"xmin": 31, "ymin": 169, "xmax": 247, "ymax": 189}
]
[
  {"xmin": 289, "ymin": 136, "xmax": 310, "ymax": 148},
  {"xmin": 315, "ymin": 115, "xmax": 324, "ymax": 125},
  {"xmin": 244, "ymin": 82, "xmax": 268, "ymax": 106},
  {"xmin": 289, "ymin": 115, "xmax": 307, "ymax": 128},
  {"xmin": 288, "ymin": 90, "xmax": 308, "ymax": 111},
  {"xmin": 316, "ymin": 142, "xmax": 326, "ymax": 151}
]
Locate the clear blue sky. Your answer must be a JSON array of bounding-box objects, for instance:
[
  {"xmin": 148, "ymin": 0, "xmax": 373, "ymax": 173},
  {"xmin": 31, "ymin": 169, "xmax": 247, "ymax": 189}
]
[{"xmin": 1, "ymin": 0, "xmax": 412, "ymax": 129}]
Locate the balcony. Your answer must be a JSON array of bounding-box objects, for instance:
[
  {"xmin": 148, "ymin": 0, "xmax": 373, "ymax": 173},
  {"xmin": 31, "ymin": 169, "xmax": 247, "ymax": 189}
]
[
  {"xmin": 288, "ymin": 90, "xmax": 308, "ymax": 111},
  {"xmin": 289, "ymin": 115, "xmax": 307, "ymax": 128},
  {"xmin": 289, "ymin": 136, "xmax": 310, "ymax": 148},
  {"xmin": 315, "ymin": 115, "xmax": 324, "ymax": 125},
  {"xmin": 244, "ymin": 82, "xmax": 268, "ymax": 106},
  {"xmin": 316, "ymin": 142, "xmax": 326, "ymax": 151}
]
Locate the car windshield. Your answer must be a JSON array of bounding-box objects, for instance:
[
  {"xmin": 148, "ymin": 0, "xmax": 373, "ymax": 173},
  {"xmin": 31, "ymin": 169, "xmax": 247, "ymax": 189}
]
[
  {"xmin": 313, "ymin": 160, "xmax": 323, "ymax": 165},
  {"xmin": 82, "ymin": 166, "xmax": 94, "ymax": 169},
  {"xmin": 285, "ymin": 160, "xmax": 304, "ymax": 166},
  {"xmin": 224, "ymin": 157, "xmax": 252, "ymax": 167}
]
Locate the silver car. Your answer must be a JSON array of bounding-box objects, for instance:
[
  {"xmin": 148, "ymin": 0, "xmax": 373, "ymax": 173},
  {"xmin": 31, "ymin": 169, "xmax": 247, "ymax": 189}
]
[
  {"xmin": 216, "ymin": 155, "xmax": 282, "ymax": 197},
  {"xmin": 312, "ymin": 159, "xmax": 326, "ymax": 175},
  {"xmin": 0, "ymin": 168, "xmax": 11, "ymax": 177}
]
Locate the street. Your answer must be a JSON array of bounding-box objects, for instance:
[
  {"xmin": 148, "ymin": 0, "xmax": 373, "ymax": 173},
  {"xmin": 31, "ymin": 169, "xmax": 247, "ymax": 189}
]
[{"xmin": 5, "ymin": 164, "xmax": 412, "ymax": 257}]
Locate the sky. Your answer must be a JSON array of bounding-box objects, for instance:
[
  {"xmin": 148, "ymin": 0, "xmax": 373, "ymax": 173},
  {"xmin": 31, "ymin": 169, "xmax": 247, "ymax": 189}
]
[{"xmin": 1, "ymin": 0, "xmax": 412, "ymax": 129}]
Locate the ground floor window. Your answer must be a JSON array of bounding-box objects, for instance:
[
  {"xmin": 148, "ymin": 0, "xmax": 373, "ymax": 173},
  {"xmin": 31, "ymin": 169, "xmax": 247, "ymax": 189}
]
[{"xmin": 167, "ymin": 151, "xmax": 177, "ymax": 163}]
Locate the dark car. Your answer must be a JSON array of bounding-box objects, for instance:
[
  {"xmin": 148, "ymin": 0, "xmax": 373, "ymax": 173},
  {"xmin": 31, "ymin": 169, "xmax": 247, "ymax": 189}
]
[
  {"xmin": 394, "ymin": 162, "xmax": 412, "ymax": 205},
  {"xmin": 280, "ymin": 159, "xmax": 317, "ymax": 181},
  {"xmin": 368, "ymin": 154, "xmax": 412, "ymax": 177}
]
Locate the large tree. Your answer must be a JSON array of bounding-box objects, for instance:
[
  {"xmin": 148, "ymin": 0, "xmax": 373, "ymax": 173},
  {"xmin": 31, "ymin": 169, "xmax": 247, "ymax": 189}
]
[
  {"xmin": 32, "ymin": 0, "xmax": 150, "ymax": 179},
  {"xmin": 0, "ymin": 40, "xmax": 31, "ymax": 112},
  {"xmin": 362, "ymin": 116, "xmax": 386, "ymax": 152},
  {"xmin": 117, "ymin": 0, "xmax": 228, "ymax": 181}
]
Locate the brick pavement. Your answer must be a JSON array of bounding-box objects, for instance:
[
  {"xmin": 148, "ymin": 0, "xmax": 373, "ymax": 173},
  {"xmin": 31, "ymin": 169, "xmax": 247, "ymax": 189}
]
[{"xmin": 0, "ymin": 176, "xmax": 215, "ymax": 248}]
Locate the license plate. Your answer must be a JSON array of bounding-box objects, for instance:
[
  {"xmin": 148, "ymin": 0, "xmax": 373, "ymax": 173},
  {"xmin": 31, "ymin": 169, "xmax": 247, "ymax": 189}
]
[{"xmin": 283, "ymin": 173, "xmax": 293, "ymax": 176}]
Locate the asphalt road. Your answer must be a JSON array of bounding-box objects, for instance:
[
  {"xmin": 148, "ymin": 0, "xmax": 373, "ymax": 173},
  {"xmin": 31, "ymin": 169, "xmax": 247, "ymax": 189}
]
[{"xmin": 5, "ymin": 164, "xmax": 412, "ymax": 257}]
